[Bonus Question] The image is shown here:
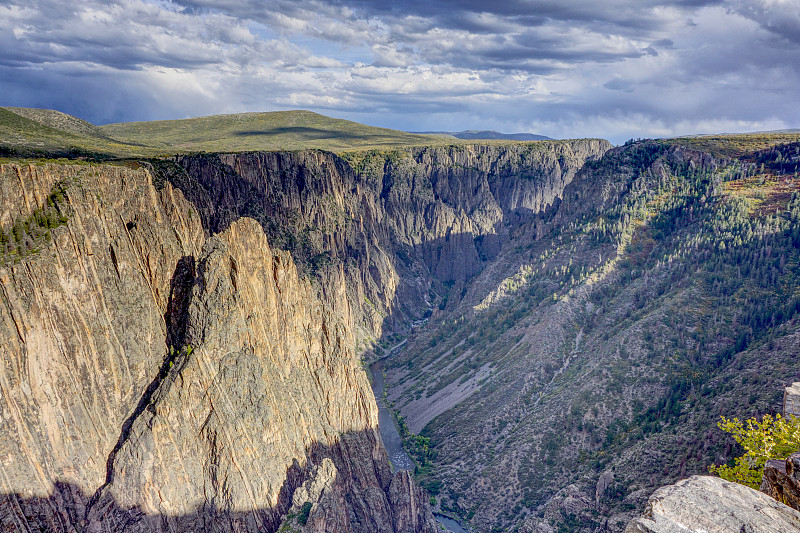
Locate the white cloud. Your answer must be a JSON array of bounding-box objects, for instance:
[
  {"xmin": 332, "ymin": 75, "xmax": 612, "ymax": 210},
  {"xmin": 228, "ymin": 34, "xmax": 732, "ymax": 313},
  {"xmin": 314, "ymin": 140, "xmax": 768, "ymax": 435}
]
[{"xmin": 1, "ymin": 0, "xmax": 798, "ymax": 144}]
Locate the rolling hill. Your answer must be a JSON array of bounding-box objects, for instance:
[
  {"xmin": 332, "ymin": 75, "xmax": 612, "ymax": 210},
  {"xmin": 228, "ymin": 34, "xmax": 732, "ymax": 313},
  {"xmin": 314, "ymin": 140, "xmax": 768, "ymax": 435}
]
[
  {"xmin": 1, "ymin": 107, "xmax": 563, "ymax": 158},
  {"xmin": 100, "ymin": 110, "xmax": 456, "ymax": 153},
  {"xmin": 0, "ymin": 107, "xmax": 156, "ymax": 158}
]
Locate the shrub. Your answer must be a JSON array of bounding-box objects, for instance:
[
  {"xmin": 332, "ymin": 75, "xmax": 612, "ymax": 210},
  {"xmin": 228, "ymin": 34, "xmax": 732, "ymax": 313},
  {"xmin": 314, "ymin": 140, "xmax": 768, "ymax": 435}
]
[
  {"xmin": 297, "ymin": 502, "xmax": 313, "ymax": 525},
  {"xmin": 709, "ymin": 413, "xmax": 800, "ymax": 488}
]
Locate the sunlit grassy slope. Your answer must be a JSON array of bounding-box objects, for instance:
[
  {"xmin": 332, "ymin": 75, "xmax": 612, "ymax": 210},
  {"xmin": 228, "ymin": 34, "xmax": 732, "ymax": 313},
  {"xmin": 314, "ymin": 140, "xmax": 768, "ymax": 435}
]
[
  {"xmin": 669, "ymin": 132, "xmax": 800, "ymax": 157},
  {"xmin": 5, "ymin": 107, "xmax": 112, "ymax": 140},
  {"xmin": 1, "ymin": 107, "xmax": 482, "ymax": 157},
  {"xmin": 100, "ymin": 110, "xmax": 456, "ymax": 153},
  {"xmin": 0, "ymin": 107, "xmax": 159, "ymax": 158},
  {"xmin": 5, "ymin": 106, "xmax": 800, "ymax": 161}
]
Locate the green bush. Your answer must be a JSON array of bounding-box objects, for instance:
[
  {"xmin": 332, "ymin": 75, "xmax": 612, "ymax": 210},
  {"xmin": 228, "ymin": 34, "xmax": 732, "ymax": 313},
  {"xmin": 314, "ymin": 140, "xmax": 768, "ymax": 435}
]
[
  {"xmin": 1, "ymin": 179, "xmax": 70, "ymax": 263},
  {"xmin": 709, "ymin": 413, "xmax": 800, "ymax": 488},
  {"xmin": 297, "ymin": 502, "xmax": 313, "ymax": 525}
]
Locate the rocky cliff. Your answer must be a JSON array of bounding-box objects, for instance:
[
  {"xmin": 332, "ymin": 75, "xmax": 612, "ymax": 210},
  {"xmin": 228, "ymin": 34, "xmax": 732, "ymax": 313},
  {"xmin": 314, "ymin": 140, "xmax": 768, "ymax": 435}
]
[
  {"xmin": 167, "ymin": 141, "xmax": 608, "ymax": 330},
  {"xmin": 0, "ymin": 139, "xmax": 609, "ymax": 532},
  {"xmin": 0, "ymin": 160, "xmax": 203, "ymax": 530},
  {"xmin": 0, "ymin": 161, "xmax": 435, "ymax": 532}
]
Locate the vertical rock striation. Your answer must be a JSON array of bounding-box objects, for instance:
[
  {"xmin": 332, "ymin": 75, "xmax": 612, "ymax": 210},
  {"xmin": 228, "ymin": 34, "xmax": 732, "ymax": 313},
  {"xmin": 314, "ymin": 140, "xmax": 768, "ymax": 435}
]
[
  {"xmin": 0, "ymin": 161, "xmax": 204, "ymax": 531},
  {"xmin": 87, "ymin": 218, "xmax": 436, "ymax": 532}
]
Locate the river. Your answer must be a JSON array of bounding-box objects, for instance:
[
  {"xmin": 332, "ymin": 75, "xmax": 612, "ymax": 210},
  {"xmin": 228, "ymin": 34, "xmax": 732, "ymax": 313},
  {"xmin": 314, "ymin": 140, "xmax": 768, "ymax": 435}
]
[
  {"xmin": 369, "ymin": 360, "xmax": 470, "ymax": 533},
  {"xmin": 434, "ymin": 514, "xmax": 471, "ymax": 533},
  {"xmin": 370, "ymin": 359, "xmax": 413, "ymax": 471}
]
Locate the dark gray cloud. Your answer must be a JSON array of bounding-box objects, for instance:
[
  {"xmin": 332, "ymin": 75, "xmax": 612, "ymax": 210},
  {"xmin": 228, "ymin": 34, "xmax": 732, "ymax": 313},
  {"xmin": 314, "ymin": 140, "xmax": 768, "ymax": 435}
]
[
  {"xmin": 1, "ymin": 0, "xmax": 799, "ymax": 143},
  {"xmin": 172, "ymin": 0, "xmax": 707, "ymax": 71},
  {"xmin": 727, "ymin": 0, "xmax": 800, "ymax": 45}
]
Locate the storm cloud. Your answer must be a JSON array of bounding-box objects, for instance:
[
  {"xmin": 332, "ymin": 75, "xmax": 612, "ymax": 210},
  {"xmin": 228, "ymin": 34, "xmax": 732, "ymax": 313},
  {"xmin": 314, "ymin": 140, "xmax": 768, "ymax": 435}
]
[{"xmin": 2, "ymin": 0, "xmax": 799, "ymax": 143}]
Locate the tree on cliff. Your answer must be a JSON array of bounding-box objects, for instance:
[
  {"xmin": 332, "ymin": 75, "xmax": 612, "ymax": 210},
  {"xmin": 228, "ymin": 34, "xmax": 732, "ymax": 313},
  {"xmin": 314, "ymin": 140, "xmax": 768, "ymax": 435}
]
[{"xmin": 709, "ymin": 413, "xmax": 800, "ymax": 488}]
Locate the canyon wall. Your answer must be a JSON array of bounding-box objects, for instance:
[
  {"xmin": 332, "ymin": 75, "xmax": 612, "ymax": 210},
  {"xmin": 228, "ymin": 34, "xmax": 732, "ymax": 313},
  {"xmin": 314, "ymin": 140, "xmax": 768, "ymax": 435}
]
[
  {"xmin": 169, "ymin": 140, "xmax": 609, "ymax": 327},
  {"xmin": 0, "ymin": 139, "xmax": 609, "ymax": 532},
  {"xmin": 380, "ymin": 141, "xmax": 800, "ymax": 532},
  {"xmin": 0, "ymin": 161, "xmax": 436, "ymax": 532}
]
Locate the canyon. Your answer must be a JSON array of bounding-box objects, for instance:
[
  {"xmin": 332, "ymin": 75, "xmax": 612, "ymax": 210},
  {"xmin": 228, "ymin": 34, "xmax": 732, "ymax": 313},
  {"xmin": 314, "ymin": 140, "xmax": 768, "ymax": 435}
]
[
  {"xmin": 0, "ymin": 137, "xmax": 608, "ymax": 532},
  {"xmin": 3, "ymin": 107, "xmax": 800, "ymax": 532}
]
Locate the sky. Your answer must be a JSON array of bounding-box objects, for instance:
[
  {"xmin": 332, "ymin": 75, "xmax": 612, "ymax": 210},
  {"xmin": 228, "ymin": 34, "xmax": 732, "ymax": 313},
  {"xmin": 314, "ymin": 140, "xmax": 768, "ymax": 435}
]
[{"xmin": 2, "ymin": 0, "xmax": 800, "ymax": 144}]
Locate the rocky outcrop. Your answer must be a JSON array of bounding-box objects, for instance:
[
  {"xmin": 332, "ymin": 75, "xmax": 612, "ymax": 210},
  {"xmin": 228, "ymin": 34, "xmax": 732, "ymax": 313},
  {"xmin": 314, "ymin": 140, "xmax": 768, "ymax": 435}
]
[
  {"xmin": 784, "ymin": 382, "xmax": 800, "ymax": 417},
  {"xmin": 625, "ymin": 475, "xmax": 800, "ymax": 533},
  {"xmin": 761, "ymin": 453, "xmax": 800, "ymax": 512},
  {"xmin": 387, "ymin": 471, "xmax": 437, "ymax": 533}
]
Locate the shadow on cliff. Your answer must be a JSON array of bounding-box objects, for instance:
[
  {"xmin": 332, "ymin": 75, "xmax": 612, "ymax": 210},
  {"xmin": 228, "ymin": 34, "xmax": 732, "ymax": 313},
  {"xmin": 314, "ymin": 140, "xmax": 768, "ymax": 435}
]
[
  {"xmin": 0, "ymin": 429, "xmax": 423, "ymax": 533},
  {"xmin": 153, "ymin": 152, "xmax": 545, "ymax": 303}
]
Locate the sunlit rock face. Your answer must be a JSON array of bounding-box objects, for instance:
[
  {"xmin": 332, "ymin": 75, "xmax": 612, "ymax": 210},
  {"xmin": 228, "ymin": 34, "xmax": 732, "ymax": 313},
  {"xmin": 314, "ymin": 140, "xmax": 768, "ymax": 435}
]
[
  {"xmin": 0, "ymin": 162, "xmax": 438, "ymax": 532},
  {"xmin": 86, "ymin": 217, "xmax": 432, "ymax": 532},
  {"xmin": 625, "ymin": 475, "xmax": 800, "ymax": 533},
  {"xmin": 0, "ymin": 161, "xmax": 205, "ymax": 512}
]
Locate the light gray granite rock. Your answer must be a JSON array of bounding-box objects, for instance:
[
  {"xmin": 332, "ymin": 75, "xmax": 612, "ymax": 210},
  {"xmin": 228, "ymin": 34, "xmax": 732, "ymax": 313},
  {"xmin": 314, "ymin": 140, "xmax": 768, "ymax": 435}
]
[{"xmin": 625, "ymin": 475, "xmax": 800, "ymax": 533}]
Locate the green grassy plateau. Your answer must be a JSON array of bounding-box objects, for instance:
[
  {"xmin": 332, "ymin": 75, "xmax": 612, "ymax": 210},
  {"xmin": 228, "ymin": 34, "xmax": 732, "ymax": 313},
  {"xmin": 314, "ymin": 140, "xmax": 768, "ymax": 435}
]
[
  {"xmin": 669, "ymin": 133, "xmax": 800, "ymax": 157},
  {"xmin": 0, "ymin": 107, "xmax": 584, "ymax": 160},
  {"xmin": 6, "ymin": 106, "xmax": 799, "ymax": 161},
  {"xmin": 100, "ymin": 110, "xmax": 457, "ymax": 153},
  {"xmin": 1, "ymin": 107, "xmax": 512, "ymax": 158}
]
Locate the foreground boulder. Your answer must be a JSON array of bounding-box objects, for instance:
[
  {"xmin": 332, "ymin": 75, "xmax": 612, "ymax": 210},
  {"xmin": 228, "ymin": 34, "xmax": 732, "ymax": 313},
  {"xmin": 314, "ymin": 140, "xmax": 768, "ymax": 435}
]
[{"xmin": 625, "ymin": 475, "xmax": 800, "ymax": 533}]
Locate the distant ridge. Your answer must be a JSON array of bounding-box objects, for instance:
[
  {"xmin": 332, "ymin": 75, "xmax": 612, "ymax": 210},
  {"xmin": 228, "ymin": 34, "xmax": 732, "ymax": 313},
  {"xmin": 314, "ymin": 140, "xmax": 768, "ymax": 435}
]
[
  {"xmin": 3, "ymin": 107, "xmax": 114, "ymax": 140},
  {"xmin": 100, "ymin": 110, "xmax": 481, "ymax": 153},
  {"xmin": 1, "ymin": 107, "xmax": 567, "ymax": 158},
  {"xmin": 413, "ymin": 130, "xmax": 553, "ymax": 141},
  {"xmin": 750, "ymin": 128, "xmax": 800, "ymax": 134},
  {"xmin": 680, "ymin": 128, "xmax": 800, "ymax": 138},
  {"xmin": 0, "ymin": 108, "xmax": 471, "ymax": 157}
]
